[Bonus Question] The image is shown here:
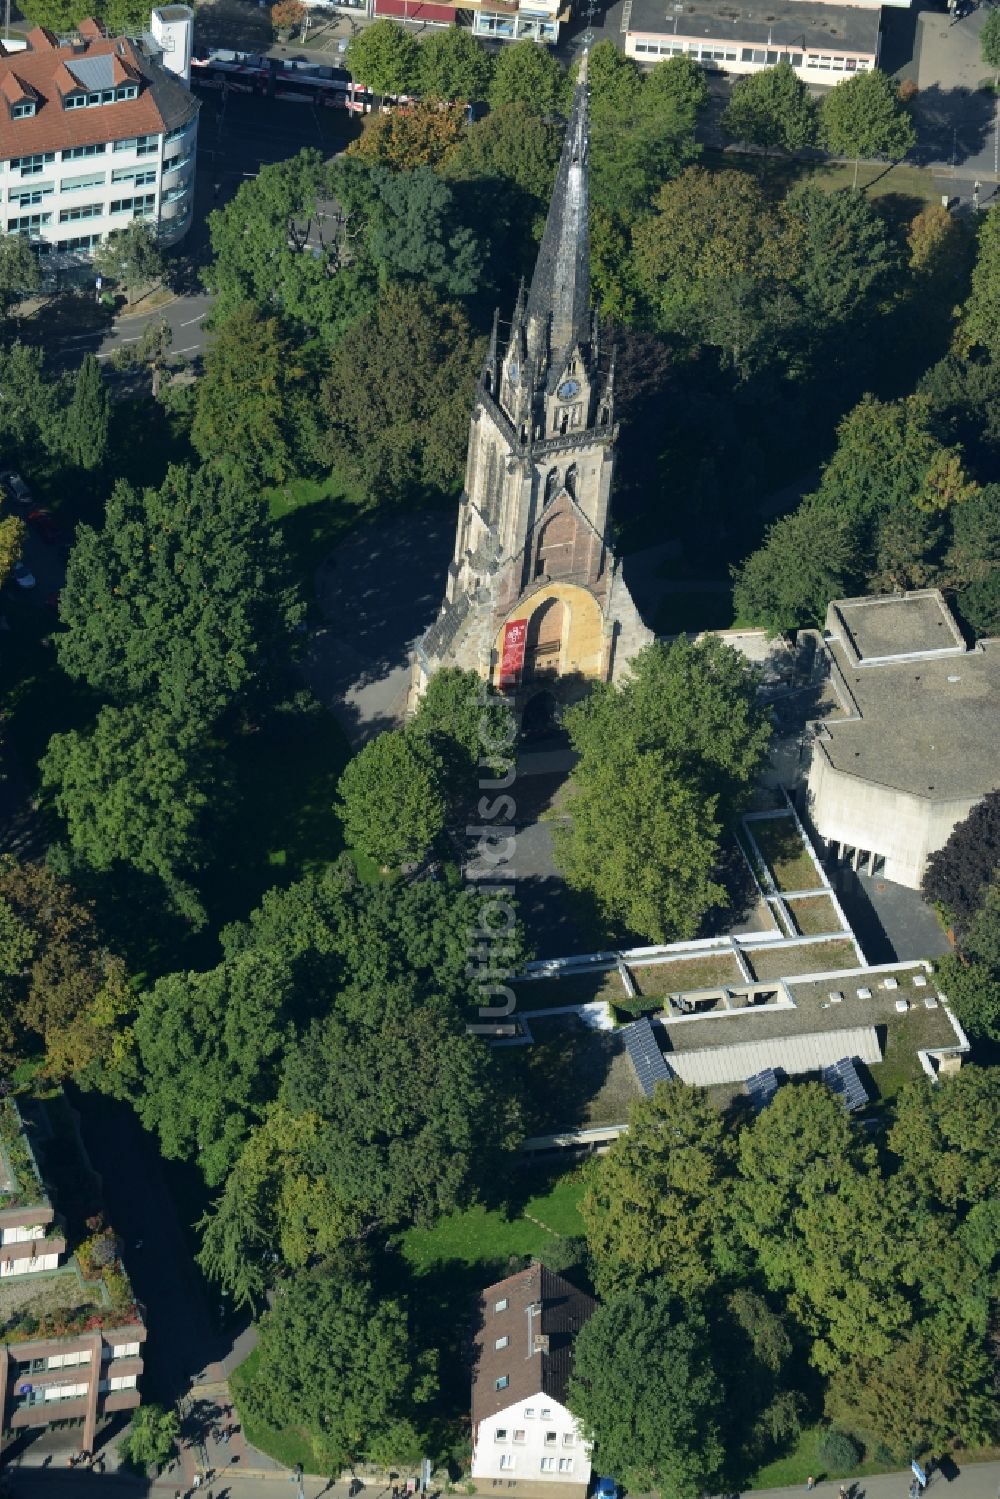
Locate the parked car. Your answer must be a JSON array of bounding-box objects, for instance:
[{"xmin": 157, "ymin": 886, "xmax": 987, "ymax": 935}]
[
  {"xmin": 12, "ymin": 561, "xmax": 35, "ymax": 589},
  {"xmin": 0, "ymin": 470, "xmax": 31, "ymax": 505},
  {"xmin": 596, "ymin": 1480, "xmax": 619, "ymax": 1499},
  {"xmin": 27, "ymin": 508, "xmax": 61, "ymax": 545}
]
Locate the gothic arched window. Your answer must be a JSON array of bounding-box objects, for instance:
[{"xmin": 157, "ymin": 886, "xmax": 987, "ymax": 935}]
[
  {"xmin": 544, "ymin": 468, "xmax": 559, "ymax": 506},
  {"xmin": 565, "ymin": 464, "xmax": 577, "ymax": 497}
]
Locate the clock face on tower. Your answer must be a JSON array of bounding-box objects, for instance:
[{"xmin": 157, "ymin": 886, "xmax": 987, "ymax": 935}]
[
  {"xmin": 557, "ymin": 379, "xmax": 580, "ymax": 399},
  {"xmin": 509, "ymin": 362, "xmax": 519, "ymax": 382}
]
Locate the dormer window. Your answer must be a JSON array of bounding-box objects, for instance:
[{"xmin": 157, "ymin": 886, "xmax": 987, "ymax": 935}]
[{"xmin": 11, "ymin": 101, "xmax": 35, "ymax": 118}]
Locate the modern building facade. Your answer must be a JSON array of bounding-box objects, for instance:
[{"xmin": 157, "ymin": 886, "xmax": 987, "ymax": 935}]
[
  {"xmin": 624, "ymin": 0, "xmax": 882, "ymax": 83},
  {"xmin": 366, "ymin": 0, "xmax": 567, "ymax": 44},
  {"xmin": 471, "ymin": 1263, "xmax": 595, "ymax": 1496},
  {"xmin": 411, "ymin": 50, "xmax": 652, "ymax": 719},
  {"xmin": 804, "ymin": 591, "xmax": 1000, "ymax": 889},
  {"xmin": 0, "ymin": 1096, "xmax": 146, "ymax": 1456},
  {"xmin": 0, "ymin": 9, "xmax": 198, "ymax": 270}
]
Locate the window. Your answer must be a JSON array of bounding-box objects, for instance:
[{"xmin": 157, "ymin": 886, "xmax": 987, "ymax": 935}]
[
  {"xmin": 61, "ymin": 170, "xmax": 106, "ymax": 192},
  {"xmin": 11, "ymin": 101, "xmax": 35, "ymax": 118},
  {"xmin": 11, "ymin": 152, "xmax": 54, "ymax": 174},
  {"xmin": 112, "ymin": 1342, "xmax": 140, "ymax": 1359},
  {"xmin": 59, "ymin": 203, "xmax": 103, "ymax": 222},
  {"xmin": 7, "ymin": 212, "xmax": 51, "ymax": 231},
  {"xmin": 109, "ymin": 193, "xmax": 155, "ymax": 217},
  {"xmin": 545, "ymin": 1433, "xmax": 557, "ymax": 1447},
  {"xmin": 494, "ymin": 1336, "xmax": 509, "ymax": 1351},
  {"xmin": 43, "ymin": 1382, "xmax": 88, "ymax": 1402},
  {"xmin": 540, "ymin": 1409, "xmax": 552, "ymax": 1420},
  {"xmin": 513, "ymin": 1431, "xmax": 525, "ymax": 1444},
  {"xmin": 60, "ymin": 232, "xmax": 101, "ymax": 250},
  {"xmin": 109, "ymin": 1374, "xmax": 137, "ymax": 1391},
  {"xmin": 64, "ymin": 92, "xmax": 86, "ymax": 108},
  {"xmin": 494, "ymin": 1430, "xmax": 508, "ymax": 1443},
  {"xmin": 499, "ymin": 1456, "xmax": 514, "ymax": 1472},
  {"xmin": 558, "ymin": 1459, "xmax": 573, "ymax": 1473},
  {"xmin": 9, "ymin": 184, "xmax": 52, "ymax": 206},
  {"xmin": 112, "ymin": 165, "xmax": 156, "ymax": 186},
  {"xmin": 495, "ymin": 1376, "xmax": 509, "ymax": 1391},
  {"xmin": 165, "ymin": 120, "xmax": 193, "ymax": 142},
  {"xmin": 562, "ymin": 1435, "xmax": 575, "ymax": 1448},
  {"xmin": 114, "ymin": 133, "xmax": 157, "ymax": 155},
  {"xmin": 49, "ymin": 1350, "xmax": 91, "ymax": 1369},
  {"xmin": 62, "ymin": 143, "xmax": 105, "ymax": 159},
  {"xmin": 494, "ymin": 1298, "xmax": 508, "ymax": 1313},
  {"xmin": 540, "ymin": 1458, "xmax": 555, "ymax": 1473},
  {"xmin": 524, "ymin": 1408, "xmax": 535, "ymax": 1419}
]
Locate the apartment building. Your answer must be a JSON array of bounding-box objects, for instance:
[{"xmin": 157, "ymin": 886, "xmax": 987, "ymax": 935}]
[
  {"xmin": 0, "ymin": 1096, "xmax": 147, "ymax": 1456},
  {"xmin": 0, "ymin": 7, "xmax": 199, "ymax": 269},
  {"xmin": 471, "ymin": 1263, "xmax": 595, "ymax": 1497}
]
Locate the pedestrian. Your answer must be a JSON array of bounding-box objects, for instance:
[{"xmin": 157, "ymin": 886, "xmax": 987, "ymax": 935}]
[
  {"xmin": 807, "ymin": 1479, "xmax": 816, "ymax": 1492},
  {"xmin": 193, "ymin": 1476, "xmax": 202, "ymax": 1491},
  {"xmin": 840, "ymin": 1486, "xmax": 848, "ymax": 1499}
]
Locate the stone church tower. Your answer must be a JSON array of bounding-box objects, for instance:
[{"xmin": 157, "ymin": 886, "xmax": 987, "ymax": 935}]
[{"xmin": 410, "ymin": 51, "xmax": 652, "ymax": 714}]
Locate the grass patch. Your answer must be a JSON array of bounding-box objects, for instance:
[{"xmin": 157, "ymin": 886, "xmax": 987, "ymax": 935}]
[
  {"xmin": 265, "ymin": 470, "xmax": 368, "ymax": 607},
  {"xmin": 700, "ymin": 149, "xmax": 939, "ymax": 210},
  {"xmin": 230, "ymin": 1346, "xmax": 319, "ymax": 1473},
  {"xmin": 401, "ymin": 1171, "xmax": 586, "ymax": 1275},
  {"xmin": 631, "ymin": 953, "xmax": 743, "ymax": 996},
  {"xmin": 750, "ymin": 816, "xmax": 824, "ymax": 893},
  {"xmin": 787, "ymin": 894, "xmax": 843, "ymax": 936},
  {"xmin": 653, "ymin": 587, "xmax": 736, "ymax": 637},
  {"xmin": 514, "ymin": 969, "xmax": 625, "ymax": 1011},
  {"xmin": 747, "ymin": 938, "xmax": 859, "ymax": 981},
  {"xmin": 747, "ymin": 1422, "xmax": 898, "ymax": 1489},
  {"xmin": 871, "ymin": 1004, "xmax": 960, "ymax": 1102}
]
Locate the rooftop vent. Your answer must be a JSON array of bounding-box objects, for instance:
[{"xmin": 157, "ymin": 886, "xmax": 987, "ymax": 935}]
[{"xmin": 533, "ymin": 1333, "xmax": 550, "ymax": 1354}]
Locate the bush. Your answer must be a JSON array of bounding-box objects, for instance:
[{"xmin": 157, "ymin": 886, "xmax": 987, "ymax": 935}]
[
  {"xmin": 818, "ymin": 1429, "xmax": 863, "ymax": 1471},
  {"xmin": 538, "ymin": 1236, "xmax": 587, "ymax": 1276}
]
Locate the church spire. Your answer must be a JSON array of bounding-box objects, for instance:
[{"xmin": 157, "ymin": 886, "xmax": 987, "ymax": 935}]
[{"xmin": 525, "ymin": 49, "xmax": 590, "ymax": 378}]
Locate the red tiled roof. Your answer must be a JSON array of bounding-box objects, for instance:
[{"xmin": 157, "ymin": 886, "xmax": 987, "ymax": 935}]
[
  {"xmin": 0, "ymin": 24, "xmax": 197, "ymax": 159},
  {"xmin": 78, "ymin": 17, "xmax": 106, "ymax": 38}
]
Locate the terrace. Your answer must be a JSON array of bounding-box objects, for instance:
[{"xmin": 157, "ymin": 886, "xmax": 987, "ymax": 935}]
[{"xmin": 0, "ymin": 1258, "xmax": 108, "ymax": 1342}]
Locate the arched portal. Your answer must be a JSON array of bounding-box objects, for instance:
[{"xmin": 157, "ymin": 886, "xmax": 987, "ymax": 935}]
[
  {"xmin": 524, "ymin": 596, "xmax": 565, "ymax": 680},
  {"xmin": 521, "ymin": 690, "xmax": 559, "ymax": 740}
]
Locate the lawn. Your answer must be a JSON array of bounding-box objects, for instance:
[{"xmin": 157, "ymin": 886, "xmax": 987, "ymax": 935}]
[
  {"xmin": 750, "ymin": 816, "xmax": 825, "ymax": 893},
  {"xmin": 401, "ymin": 1170, "xmax": 587, "ymax": 1274},
  {"xmin": 230, "ymin": 1346, "xmax": 319, "ymax": 1473},
  {"xmin": 631, "ymin": 953, "xmax": 744, "ymax": 997},
  {"xmin": 787, "ymin": 894, "xmax": 844, "ymax": 937},
  {"xmin": 514, "ymin": 968, "xmax": 626, "ymax": 1011},
  {"xmin": 748, "ymin": 1422, "xmax": 900, "ymax": 1488},
  {"xmin": 700, "ymin": 149, "xmax": 939, "ymax": 210},
  {"xmin": 747, "ymin": 938, "xmax": 859, "ymax": 981},
  {"xmin": 265, "ymin": 470, "xmax": 369, "ymax": 609}
]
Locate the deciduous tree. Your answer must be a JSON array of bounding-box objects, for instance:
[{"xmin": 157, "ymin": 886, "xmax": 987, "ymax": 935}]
[
  {"xmin": 367, "ymin": 168, "xmax": 480, "ymax": 296},
  {"xmin": 61, "ymin": 354, "xmax": 109, "ymax": 473},
  {"xmin": 336, "ymin": 729, "xmax": 446, "ymax": 868},
  {"xmin": 731, "ymin": 496, "xmax": 859, "ymax": 633},
  {"xmin": 488, "ymin": 38, "xmax": 566, "ymax": 114},
  {"xmin": 785, "ymin": 185, "xmax": 897, "ymax": 325},
  {"xmin": 416, "ymin": 27, "xmax": 493, "ymax": 102},
  {"xmin": 0, "ymin": 233, "xmax": 40, "ymax": 315},
  {"xmin": 346, "ymin": 20, "xmax": 419, "ymax": 99},
  {"xmin": 960, "ymin": 203, "xmax": 1000, "ymax": 355},
  {"xmin": 921, "ymin": 789, "xmax": 1000, "ymax": 928},
  {"xmin": 722, "ymin": 62, "xmax": 817, "ymax": 153},
  {"xmin": 408, "ymin": 666, "xmax": 514, "ymax": 815},
  {"xmin": 94, "ymin": 219, "xmax": 164, "ymax": 305},
  {"xmin": 58, "ymin": 464, "xmax": 303, "ymax": 720},
  {"xmin": 981, "ymin": 8, "xmax": 1000, "ymax": 73},
  {"xmin": 349, "ymin": 101, "xmax": 467, "ymax": 171},
  {"xmin": 117, "ymin": 1404, "xmax": 179, "ymax": 1472},
  {"xmin": 819, "ymin": 70, "xmax": 916, "ymax": 188}
]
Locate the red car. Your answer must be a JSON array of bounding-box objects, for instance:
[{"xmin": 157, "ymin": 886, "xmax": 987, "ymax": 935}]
[{"xmin": 27, "ymin": 509, "xmax": 61, "ymax": 545}]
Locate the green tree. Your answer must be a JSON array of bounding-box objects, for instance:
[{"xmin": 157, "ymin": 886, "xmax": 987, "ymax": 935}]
[
  {"xmin": 336, "ymin": 730, "xmax": 446, "ymax": 868},
  {"xmin": 921, "ymin": 789, "xmax": 1000, "ymax": 929},
  {"xmin": 888, "ymin": 1066, "xmax": 1000, "ymax": 1213},
  {"xmin": 731, "ymin": 497, "xmax": 858, "ymax": 633},
  {"xmin": 785, "ymin": 185, "xmax": 897, "ymax": 325},
  {"xmin": 61, "ymin": 354, "xmax": 109, "ymax": 473},
  {"xmin": 0, "ymin": 233, "xmax": 40, "ymax": 315},
  {"xmin": 99, "ymin": 0, "xmax": 159, "ymax": 30},
  {"xmin": 131, "ymin": 950, "xmax": 295, "ymax": 1185},
  {"xmin": 981, "ymin": 8, "xmax": 1000, "ymax": 73},
  {"xmin": 946, "ymin": 485, "xmax": 1000, "ymax": 635},
  {"xmin": 825, "ymin": 1320, "xmax": 997, "ymax": 1460},
  {"xmin": 0, "ymin": 341, "xmax": 62, "ymax": 459},
  {"xmin": 488, "ymin": 39, "xmax": 566, "ymax": 113},
  {"xmin": 444, "ymin": 101, "xmax": 562, "ymax": 206},
  {"xmin": 116, "ymin": 1404, "xmax": 179, "ymax": 1472},
  {"xmin": 0, "ymin": 512, "xmax": 25, "ymax": 594},
  {"xmin": 722, "ymin": 62, "xmax": 817, "ymax": 153},
  {"xmin": 40, "ymin": 706, "xmax": 216, "ymax": 925},
  {"xmin": 347, "ymin": 100, "xmax": 467, "ymax": 171},
  {"xmin": 367, "ymin": 168, "xmax": 481, "ymax": 296},
  {"xmin": 240, "ymin": 1268, "xmax": 435, "ymax": 1472},
  {"xmin": 191, "ymin": 302, "xmax": 312, "ymax": 484},
  {"xmin": 57, "ymin": 464, "xmax": 303, "ymax": 720},
  {"xmin": 582, "ymin": 1083, "xmax": 733, "ymax": 1297},
  {"xmin": 321, "ymin": 282, "xmax": 479, "ymax": 502},
  {"xmin": 94, "ymin": 219, "xmax": 164, "ymax": 305},
  {"xmin": 416, "ymin": 27, "xmax": 493, "ymax": 102},
  {"xmin": 553, "ymin": 746, "xmax": 726, "ymax": 942},
  {"xmin": 819, "ymin": 70, "xmax": 916, "ymax": 188},
  {"xmin": 346, "ymin": 20, "xmax": 419, "ymax": 98},
  {"xmin": 408, "ymin": 667, "xmax": 513, "ymax": 814},
  {"xmin": 932, "ymin": 880, "xmax": 1000, "ymax": 1041},
  {"xmin": 960, "ymin": 204, "xmax": 1000, "ymax": 355},
  {"xmin": 568, "ymin": 1283, "xmax": 725, "ymax": 1499}
]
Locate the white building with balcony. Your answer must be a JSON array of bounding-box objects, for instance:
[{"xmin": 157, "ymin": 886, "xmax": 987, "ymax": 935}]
[{"xmin": 0, "ymin": 10, "xmax": 199, "ymax": 268}]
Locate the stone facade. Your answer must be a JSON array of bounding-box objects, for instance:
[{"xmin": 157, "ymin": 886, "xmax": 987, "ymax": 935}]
[{"xmin": 410, "ymin": 50, "xmax": 652, "ymax": 717}]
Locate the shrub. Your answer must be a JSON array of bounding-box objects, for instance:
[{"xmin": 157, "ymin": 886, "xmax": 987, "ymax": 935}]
[{"xmin": 818, "ymin": 1429, "xmax": 863, "ymax": 1471}]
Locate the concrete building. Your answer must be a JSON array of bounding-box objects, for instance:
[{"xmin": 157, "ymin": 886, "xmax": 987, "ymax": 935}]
[
  {"xmin": 412, "ymin": 51, "xmax": 652, "ymax": 725},
  {"xmin": 804, "ymin": 590, "xmax": 1000, "ymax": 890},
  {"xmin": 0, "ymin": 10, "xmax": 198, "ymax": 273},
  {"xmin": 367, "ymin": 0, "xmax": 567, "ymax": 43},
  {"xmin": 0, "ymin": 1096, "xmax": 146, "ymax": 1456},
  {"xmin": 624, "ymin": 0, "xmax": 881, "ymax": 82},
  {"xmin": 471, "ymin": 1263, "xmax": 595, "ymax": 1497}
]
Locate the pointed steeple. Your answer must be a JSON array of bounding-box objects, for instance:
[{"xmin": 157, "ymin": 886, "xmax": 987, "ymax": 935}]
[{"xmin": 525, "ymin": 49, "xmax": 590, "ymax": 379}]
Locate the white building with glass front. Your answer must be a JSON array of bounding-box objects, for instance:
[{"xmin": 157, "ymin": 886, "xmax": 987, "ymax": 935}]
[{"xmin": 0, "ymin": 7, "xmax": 198, "ymax": 270}]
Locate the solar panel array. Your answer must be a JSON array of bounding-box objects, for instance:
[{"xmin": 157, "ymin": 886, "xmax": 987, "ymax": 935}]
[
  {"xmin": 745, "ymin": 1068, "xmax": 780, "ymax": 1113},
  {"xmin": 623, "ymin": 1017, "xmax": 672, "ymax": 1097},
  {"xmin": 822, "ymin": 1056, "xmax": 868, "ymax": 1112}
]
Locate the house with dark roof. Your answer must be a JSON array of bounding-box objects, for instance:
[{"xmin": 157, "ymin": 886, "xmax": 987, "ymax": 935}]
[
  {"xmin": 471, "ymin": 1263, "xmax": 595, "ymax": 1497},
  {"xmin": 0, "ymin": 7, "xmax": 198, "ymax": 265}
]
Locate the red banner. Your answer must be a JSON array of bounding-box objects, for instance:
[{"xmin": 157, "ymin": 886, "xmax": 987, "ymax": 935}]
[{"xmin": 499, "ymin": 619, "xmax": 528, "ymax": 691}]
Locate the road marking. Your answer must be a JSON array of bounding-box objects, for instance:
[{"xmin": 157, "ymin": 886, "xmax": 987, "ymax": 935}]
[
  {"xmin": 179, "ymin": 314, "xmax": 203, "ymax": 327},
  {"xmin": 175, "ymin": 344, "xmax": 201, "ymax": 354}
]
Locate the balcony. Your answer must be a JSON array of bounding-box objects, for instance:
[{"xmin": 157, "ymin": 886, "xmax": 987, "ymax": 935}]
[{"xmin": 162, "ymin": 149, "xmax": 193, "ymax": 175}]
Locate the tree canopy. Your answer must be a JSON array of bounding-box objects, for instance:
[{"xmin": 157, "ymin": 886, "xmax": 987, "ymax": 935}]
[
  {"xmin": 921, "ymin": 789, "xmax": 1000, "ymax": 929},
  {"xmin": 722, "ymin": 62, "xmax": 817, "ymax": 153},
  {"xmin": 336, "ymin": 729, "xmax": 446, "ymax": 869},
  {"xmin": 819, "ymin": 71, "xmax": 916, "ymax": 184},
  {"xmin": 346, "ymin": 20, "xmax": 419, "ymax": 97}
]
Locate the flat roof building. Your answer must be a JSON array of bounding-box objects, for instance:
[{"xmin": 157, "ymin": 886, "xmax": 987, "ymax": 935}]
[
  {"xmin": 624, "ymin": 0, "xmax": 881, "ymax": 84},
  {"xmin": 805, "ymin": 590, "xmax": 1000, "ymax": 889}
]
